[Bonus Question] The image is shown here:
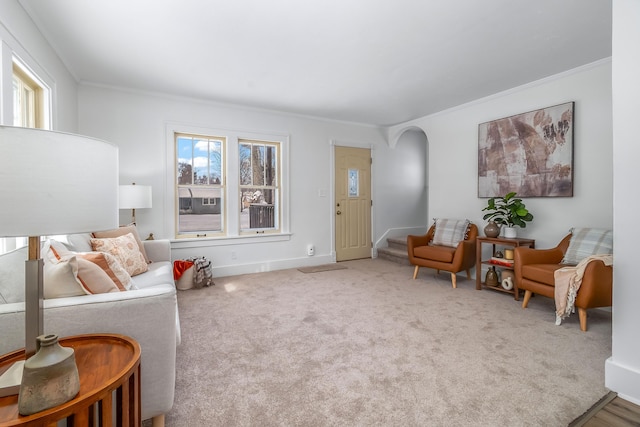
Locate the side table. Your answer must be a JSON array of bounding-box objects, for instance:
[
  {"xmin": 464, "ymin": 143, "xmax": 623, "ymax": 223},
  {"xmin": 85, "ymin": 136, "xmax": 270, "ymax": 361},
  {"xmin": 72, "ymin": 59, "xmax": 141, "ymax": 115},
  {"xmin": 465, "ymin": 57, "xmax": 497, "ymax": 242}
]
[
  {"xmin": 476, "ymin": 236, "xmax": 535, "ymax": 300},
  {"xmin": 0, "ymin": 334, "xmax": 141, "ymax": 426}
]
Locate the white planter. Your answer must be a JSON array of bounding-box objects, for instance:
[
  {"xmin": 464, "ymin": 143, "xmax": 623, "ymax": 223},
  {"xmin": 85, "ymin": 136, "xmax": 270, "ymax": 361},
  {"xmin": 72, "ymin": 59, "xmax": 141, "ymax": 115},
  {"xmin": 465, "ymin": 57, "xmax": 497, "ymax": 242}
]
[{"xmin": 504, "ymin": 226, "xmax": 517, "ymax": 238}]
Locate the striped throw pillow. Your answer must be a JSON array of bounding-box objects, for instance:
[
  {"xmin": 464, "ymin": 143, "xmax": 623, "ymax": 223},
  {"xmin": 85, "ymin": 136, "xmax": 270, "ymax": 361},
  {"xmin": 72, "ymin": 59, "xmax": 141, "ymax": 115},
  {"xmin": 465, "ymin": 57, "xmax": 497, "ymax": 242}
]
[
  {"xmin": 561, "ymin": 228, "xmax": 613, "ymax": 265},
  {"xmin": 432, "ymin": 218, "xmax": 470, "ymax": 248}
]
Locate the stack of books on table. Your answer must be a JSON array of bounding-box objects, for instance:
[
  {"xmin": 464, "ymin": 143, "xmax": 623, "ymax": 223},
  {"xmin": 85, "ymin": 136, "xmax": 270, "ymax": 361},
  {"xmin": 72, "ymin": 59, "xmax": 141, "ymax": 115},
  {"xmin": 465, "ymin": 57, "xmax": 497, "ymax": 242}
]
[{"xmin": 489, "ymin": 257, "xmax": 514, "ymax": 267}]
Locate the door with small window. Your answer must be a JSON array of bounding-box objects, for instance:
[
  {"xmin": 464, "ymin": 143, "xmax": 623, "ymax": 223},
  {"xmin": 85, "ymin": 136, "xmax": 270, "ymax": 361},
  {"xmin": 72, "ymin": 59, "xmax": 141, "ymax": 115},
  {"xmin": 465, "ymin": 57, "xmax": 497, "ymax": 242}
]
[{"xmin": 335, "ymin": 146, "xmax": 371, "ymax": 261}]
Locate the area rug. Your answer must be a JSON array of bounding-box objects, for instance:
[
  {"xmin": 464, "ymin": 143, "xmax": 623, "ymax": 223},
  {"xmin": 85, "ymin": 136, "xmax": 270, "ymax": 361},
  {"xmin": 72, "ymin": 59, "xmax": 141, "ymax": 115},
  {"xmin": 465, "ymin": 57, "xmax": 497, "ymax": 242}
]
[
  {"xmin": 297, "ymin": 264, "xmax": 348, "ymax": 273},
  {"xmin": 165, "ymin": 258, "xmax": 612, "ymax": 426}
]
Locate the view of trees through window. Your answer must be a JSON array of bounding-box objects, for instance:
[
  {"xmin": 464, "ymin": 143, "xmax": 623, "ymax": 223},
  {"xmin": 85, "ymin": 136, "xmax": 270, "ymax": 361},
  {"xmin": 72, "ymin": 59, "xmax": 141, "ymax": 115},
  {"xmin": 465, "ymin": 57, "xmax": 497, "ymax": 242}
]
[
  {"xmin": 174, "ymin": 133, "xmax": 281, "ymax": 237},
  {"xmin": 239, "ymin": 140, "xmax": 279, "ymax": 231},
  {"xmin": 176, "ymin": 134, "xmax": 224, "ymax": 235}
]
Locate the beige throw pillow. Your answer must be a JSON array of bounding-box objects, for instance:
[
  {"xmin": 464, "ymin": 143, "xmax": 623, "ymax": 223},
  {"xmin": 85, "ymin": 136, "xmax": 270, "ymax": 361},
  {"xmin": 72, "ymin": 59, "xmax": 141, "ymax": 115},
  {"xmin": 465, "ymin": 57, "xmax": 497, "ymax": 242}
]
[
  {"xmin": 432, "ymin": 218, "xmax": 470, "ymax": 247},
  {"xmin": 90, "ymin": 233, "xmax": 149, "ymax": 276},
  {"xmin": 561, "ymin": 228, "xmax": 613, "ymax": 265},
  {"xmin": 77, "ymin": 252, "xmax": 132, "ymax": 291},
  {"xmin": 92, "ymin": 224, "xmax": 150, "ymax": 263},
  {"xmin": 74, "ymin": 257, "xmax": 122, "ymax": 294}
]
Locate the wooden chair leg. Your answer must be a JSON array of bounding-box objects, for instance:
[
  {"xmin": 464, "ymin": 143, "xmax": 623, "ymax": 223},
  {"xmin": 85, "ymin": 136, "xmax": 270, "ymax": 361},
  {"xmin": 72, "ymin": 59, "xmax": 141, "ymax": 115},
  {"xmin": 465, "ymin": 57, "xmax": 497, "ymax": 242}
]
[
  {"xmin": 522, "ymin": 290, "xmax": 532, "ymax": 308},
  {"xmin": 450, "ymin": 273, "xmax": 457, "ymax": 288},
  {"xmin": 578, "ymin": 308, "xmax": 588, "ymax": 332},
  {"xmin": 465, "ymin": 269, "xmax": 471, "ymax": 279},
  {"xmin": 413, "ymin": 265, "xmax": 419, "ymax": 280}
]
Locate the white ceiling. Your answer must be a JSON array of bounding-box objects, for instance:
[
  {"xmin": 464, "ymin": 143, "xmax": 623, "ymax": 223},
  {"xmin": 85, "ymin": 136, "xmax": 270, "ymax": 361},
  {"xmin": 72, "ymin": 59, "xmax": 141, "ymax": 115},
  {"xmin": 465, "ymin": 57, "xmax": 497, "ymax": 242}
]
[{"xmin": 19, "ymin": 0, "xmax": 612, "ymax": 126}]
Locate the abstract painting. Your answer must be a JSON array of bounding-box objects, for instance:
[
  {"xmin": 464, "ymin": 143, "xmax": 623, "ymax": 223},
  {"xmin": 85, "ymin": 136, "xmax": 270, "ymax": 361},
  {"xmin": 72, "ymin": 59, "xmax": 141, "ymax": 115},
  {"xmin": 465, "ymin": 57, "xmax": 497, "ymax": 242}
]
[{"xmin": 478, "ymin": 102, "xmax": 574, "ymax": 197}]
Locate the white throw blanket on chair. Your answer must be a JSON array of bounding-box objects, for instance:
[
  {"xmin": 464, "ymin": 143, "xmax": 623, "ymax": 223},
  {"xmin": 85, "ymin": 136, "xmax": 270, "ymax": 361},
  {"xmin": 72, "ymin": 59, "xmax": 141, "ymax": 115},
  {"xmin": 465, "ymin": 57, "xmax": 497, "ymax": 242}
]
[{"xmin": 553, "ymin": 254, "xmax": 613, "ymax": 325}]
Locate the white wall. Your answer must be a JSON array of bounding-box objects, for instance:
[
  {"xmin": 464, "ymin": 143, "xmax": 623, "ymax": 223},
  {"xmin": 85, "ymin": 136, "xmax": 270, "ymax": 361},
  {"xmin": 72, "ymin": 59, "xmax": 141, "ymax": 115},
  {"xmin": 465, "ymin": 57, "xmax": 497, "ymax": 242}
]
[
  {"xmin": 0, "ymin": 1, "xmax": 78, "ymax": 253},
  {"xmin": 605, "ymin": 0, "xmax": 640, "ymax": 406},
  {"xmin": 374, "ymin": 129, "xmax": 429, "ymax": 246},
  {"xmin": 77, "ymin": 84, "xmax": 422, "ymax": 276},
  {"xmin": 389, "ymin": 60, "xmax": 613, "ymax": 250},
  {"xmin": 0, "ymin": 0, "xmax": 78, "ymax": 131}
]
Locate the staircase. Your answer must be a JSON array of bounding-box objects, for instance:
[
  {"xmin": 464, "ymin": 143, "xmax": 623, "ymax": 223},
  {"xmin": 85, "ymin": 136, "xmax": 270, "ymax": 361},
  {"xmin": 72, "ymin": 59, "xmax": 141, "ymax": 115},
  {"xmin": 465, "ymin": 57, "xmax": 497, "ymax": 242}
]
[{"xmin": 377, "ymin": 236, "xmax": 410, "ymax": 265}]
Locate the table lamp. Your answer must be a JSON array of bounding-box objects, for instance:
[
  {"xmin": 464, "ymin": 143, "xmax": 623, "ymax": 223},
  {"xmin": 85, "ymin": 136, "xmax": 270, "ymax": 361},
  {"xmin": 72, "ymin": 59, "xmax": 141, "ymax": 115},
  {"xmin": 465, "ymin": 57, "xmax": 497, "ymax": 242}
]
[
  {"xmin": 119, "ymin": 183, "xmax": 152, "ymax": 224},
  {"xmin": 0, "ymin": 126, "xmax": 118, "ymax": 407}
]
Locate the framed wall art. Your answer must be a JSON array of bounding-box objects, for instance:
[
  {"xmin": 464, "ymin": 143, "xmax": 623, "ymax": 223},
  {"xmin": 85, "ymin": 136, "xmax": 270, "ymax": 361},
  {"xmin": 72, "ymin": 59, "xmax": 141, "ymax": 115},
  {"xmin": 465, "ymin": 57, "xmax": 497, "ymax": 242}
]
[{"xmin": 478, "ymin": 101, "xmax": 574, "ymax": 198}]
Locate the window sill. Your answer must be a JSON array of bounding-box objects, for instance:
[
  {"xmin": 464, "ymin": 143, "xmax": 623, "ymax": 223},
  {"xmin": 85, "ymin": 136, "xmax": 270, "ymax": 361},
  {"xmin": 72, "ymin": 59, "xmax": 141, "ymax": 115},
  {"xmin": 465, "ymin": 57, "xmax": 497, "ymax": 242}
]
[{"xmin": 170, "ymin": 233, "xmax": 292, "ymax": 249}]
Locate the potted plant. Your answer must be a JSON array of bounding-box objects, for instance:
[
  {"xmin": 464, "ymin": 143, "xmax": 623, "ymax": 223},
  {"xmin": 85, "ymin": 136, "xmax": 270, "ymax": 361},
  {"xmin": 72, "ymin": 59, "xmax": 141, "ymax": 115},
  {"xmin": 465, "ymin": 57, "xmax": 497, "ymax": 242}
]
[{"xmin": 482, "ymin": 192, "xmax": 533, "ymax": 238}]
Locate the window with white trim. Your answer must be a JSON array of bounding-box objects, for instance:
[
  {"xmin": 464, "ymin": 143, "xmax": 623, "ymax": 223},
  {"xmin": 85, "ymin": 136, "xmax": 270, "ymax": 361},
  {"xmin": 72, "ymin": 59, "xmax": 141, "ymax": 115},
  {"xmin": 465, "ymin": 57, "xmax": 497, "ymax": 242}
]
[
  {"xmin": 175, "ymin": 133, "xmax": 225, "ymax": 237},
  {"xmin": 172, "ymin": 129, "xmax": 285, "ymax": 239},
  {"xmin": 12, "ymin": 62, "xmax": 46, "ymax": 129},
  {"xmin": 239, "ymin": 139, "xmax": 280, "ymax": 233}
]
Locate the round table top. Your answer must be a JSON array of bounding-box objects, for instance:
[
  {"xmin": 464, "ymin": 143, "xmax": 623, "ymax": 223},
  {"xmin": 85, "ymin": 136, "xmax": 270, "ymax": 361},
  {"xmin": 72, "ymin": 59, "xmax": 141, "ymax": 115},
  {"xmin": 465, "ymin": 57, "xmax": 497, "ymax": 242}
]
[{"xmin": 0, "ymin": 333, "xmax": 140, "ymax": 425}]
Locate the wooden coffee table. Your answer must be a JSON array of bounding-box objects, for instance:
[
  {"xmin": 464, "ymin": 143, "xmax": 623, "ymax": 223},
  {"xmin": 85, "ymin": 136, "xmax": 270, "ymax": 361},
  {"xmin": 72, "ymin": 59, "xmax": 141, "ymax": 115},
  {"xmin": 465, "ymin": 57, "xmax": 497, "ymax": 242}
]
[{"xmin": 0, "ymin": 333, "xmax": 141, "ymax": 426}]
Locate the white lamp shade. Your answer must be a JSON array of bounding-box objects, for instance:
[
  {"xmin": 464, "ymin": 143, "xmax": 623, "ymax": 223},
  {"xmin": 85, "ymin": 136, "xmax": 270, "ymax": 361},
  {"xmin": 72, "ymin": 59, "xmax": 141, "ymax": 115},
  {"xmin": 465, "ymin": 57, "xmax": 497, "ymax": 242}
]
[
  {"xmin": 0, "ymin": 126, "xmax": 119, "ymax": 237},
  {"xmin": 119, "ymin": 185, "xmax": 152, "ymax": 209}
]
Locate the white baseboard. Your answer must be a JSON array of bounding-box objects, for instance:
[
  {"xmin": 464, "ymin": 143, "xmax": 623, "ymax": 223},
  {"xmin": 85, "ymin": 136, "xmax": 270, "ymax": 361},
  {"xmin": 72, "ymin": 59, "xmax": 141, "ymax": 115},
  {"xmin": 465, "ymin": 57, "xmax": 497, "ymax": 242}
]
[
  {"xmin": 605, "ymin": 357, "xmax": 640, "ymax": 405},
  {"xmin": 212, "ymin": 254, "xmax": 335, "ymax": 277}
]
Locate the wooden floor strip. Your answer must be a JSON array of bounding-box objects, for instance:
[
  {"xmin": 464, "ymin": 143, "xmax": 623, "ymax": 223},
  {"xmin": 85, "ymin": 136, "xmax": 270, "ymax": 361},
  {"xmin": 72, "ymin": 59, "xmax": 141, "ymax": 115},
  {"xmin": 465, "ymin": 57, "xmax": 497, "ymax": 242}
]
[
  {"xmin": 571, "ymin": 392, "xmax": 640, "ymax": 427},
  {"xmin": 587, "ymin": 398, "xmax": 640, "ymax": 426}
]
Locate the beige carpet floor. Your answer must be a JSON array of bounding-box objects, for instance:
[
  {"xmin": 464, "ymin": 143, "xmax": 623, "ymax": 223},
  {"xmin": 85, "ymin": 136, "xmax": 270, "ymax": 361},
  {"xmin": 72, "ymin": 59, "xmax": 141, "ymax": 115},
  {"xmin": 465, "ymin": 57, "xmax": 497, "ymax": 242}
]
[{"xmin": 164, "ymin": 258, "xmax": 611, "ymax": 426}]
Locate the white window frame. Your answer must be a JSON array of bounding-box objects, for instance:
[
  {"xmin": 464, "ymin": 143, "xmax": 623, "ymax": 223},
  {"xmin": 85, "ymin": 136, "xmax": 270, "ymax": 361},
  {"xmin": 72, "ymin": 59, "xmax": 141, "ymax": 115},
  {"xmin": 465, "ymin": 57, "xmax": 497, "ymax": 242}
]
[
  {"xmin": 175, "ymin": 133, "xmax": 226, "ymax": 238},
  {"xmin": 239, "ymin": 139, "xmax": 281, "ymax": 235},
  {"xmin": 11, "ymin": 57, "xmax": 51, "ymax": 129},
  {"xmin": 166, "ymin": 123, "xmax": 290, "ymax": 247}
]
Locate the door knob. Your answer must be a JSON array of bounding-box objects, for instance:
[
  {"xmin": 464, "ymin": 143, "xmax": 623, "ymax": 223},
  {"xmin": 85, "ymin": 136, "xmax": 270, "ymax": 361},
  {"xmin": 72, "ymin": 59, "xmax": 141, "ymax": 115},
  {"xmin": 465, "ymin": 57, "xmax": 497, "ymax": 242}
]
[{"xmin": 336, "ymin": 210, "xmax": 342, "ymax": 215}]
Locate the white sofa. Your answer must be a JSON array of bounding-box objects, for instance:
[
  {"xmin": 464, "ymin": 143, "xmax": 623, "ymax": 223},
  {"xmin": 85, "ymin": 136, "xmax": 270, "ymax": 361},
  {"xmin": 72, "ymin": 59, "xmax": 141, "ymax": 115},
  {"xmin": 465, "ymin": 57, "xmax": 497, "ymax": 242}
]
[{"xmin": 0, "ymin": 234, "xmax": 179, "ymax": 426}]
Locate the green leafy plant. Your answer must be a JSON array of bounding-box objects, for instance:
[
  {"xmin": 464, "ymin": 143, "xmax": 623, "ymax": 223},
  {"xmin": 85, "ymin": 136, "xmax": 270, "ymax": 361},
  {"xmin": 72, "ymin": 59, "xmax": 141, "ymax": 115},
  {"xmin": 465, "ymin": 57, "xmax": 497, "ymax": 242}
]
[{"xmin": 482, "ymin": 192, "xmax": 534, "ymax": 228}]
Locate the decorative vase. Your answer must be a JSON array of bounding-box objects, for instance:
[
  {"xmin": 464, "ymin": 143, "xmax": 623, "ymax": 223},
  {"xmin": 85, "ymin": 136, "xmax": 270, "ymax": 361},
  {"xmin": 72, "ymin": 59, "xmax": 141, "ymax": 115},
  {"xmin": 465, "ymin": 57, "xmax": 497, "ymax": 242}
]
[
  {"xmin": 485, "ymin": 266, "xmax": 499, "ymax": 287},
  {"xmin": 484, "ymin": 221, "xmax": 500, "ymax": 238},
  {"xmin": 501, "ymin": 270, "xmax": 515, "ymax": 290},
  {"xmin": 504, "ymin": 226, "xmax": 517, "ymax": 238},
  {"xmin": 18, "ymin": 334, "xmax": 80, "ymax": 416}
]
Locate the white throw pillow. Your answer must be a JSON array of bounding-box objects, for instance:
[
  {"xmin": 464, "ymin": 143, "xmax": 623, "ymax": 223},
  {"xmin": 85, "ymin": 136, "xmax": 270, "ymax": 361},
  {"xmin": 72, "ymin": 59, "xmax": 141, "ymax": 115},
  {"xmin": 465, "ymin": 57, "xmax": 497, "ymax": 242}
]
[{"xmin": 43, "ymin": 257, "xmax": 85, "ymax": 299}]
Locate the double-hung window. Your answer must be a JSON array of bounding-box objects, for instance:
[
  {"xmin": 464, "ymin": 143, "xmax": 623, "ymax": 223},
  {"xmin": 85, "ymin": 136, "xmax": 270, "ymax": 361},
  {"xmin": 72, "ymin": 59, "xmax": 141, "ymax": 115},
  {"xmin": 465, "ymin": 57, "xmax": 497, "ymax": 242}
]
[
  {"xmin": 239, "ymin": 139, "xmax": 280, "ymax": 233},
  {"xmin": 176, "ymin": 134, "xmax": 225, "ymax": 237},
  {"xmin": 172, "ymin": 128, "xmax": 285, "ymax": 239}
]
